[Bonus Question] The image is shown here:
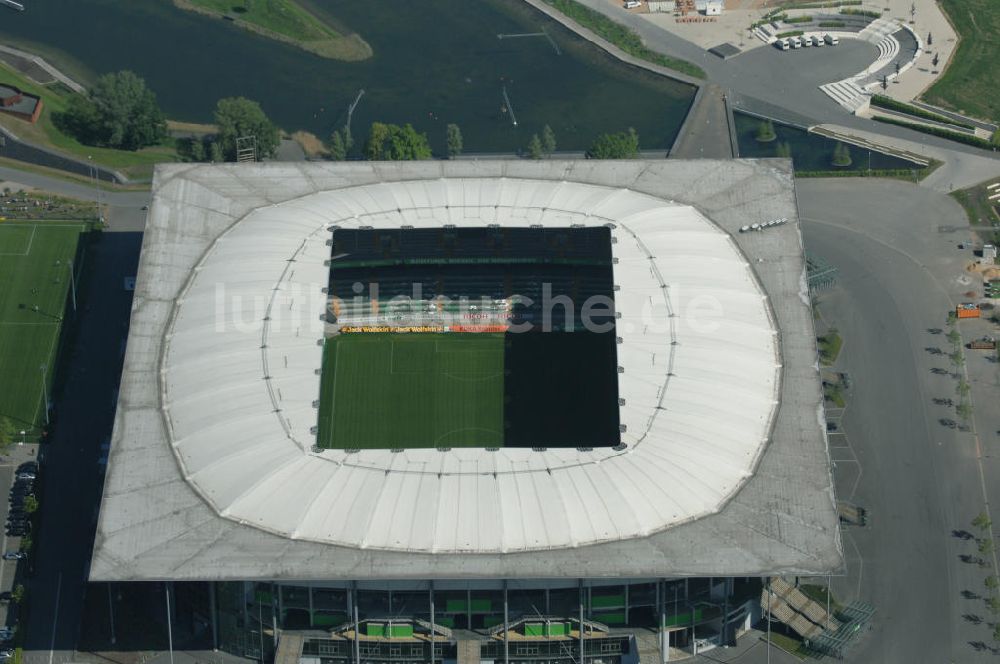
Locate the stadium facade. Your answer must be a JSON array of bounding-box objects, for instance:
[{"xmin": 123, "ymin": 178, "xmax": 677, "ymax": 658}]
[{"xmin": 93, "ymin": 160, "xmax": 841, "ymax": 663}]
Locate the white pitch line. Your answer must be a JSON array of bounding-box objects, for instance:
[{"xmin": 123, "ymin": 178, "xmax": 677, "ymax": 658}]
[
  {"xmin": 48, "ymin": 572, "xmax": 62, "ymax": 664},
  {"xmin": 0, "ymin": 224, "xmax": 35, "ymax": 256}
]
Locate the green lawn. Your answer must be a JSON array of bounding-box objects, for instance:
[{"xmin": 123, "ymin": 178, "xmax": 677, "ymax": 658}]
[
  {"xmin": 0, "ymin": 62, "xmax": 178, "ymax": 180},
  {"xmin": 317, "ymin": 333, "xmax": 505, "ymax": 449},
  {"xmin": 923, "ymin": 0, "xmax": 1000, "ymax": 123},
  {"xmin": 187, "ymin": 0, "xmax": 340, "ymax": 41},
  {"xmin": 0, "ymin": 222, "xmax": 86, "ymax": 439},
  {"xmin": 175, "ymin": 0, "xmax": 372, "ymax": 60}
]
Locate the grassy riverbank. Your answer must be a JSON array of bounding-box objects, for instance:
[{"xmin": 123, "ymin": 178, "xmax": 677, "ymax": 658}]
[
  {"xmin": 175, "ymin": 0, "xmax": 372, "ymax": 61},
  {"xmin": 540, "ymin": 0, "xmax": 705, "ymax": 79},
  {"xmin": 0, "ymin": 63, "xmax": 177, "ymax": 181},
  {"xmin": 922, "ymin": 0, "xmax": 999, "ymax": 124}
]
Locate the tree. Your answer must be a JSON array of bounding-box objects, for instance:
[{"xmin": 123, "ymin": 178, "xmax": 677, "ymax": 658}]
[
  {"xmin": 957, "ymin": 402, "xmax": 973, "ymax": 422},
  {"xmin": 214, "ymin": 97, "xmax": 280, "ymax": 162},
  {"xmin": 755, "ymin": 119, "xmax": 776, "ymax": 142},
  {"xmin": 541, "ymin": 124, "xmax": 557, "ymax": 156},
  {"xmin": 527, "ymin": 134, "xmax": 543, "ymax": 160},
  {"xmin": 947, "ymin": 328, "xmax": 962, "ymax": 347},
  {"xmin": 329, "ymin": 129, "xmax": 348, "ymax": 161},
  {"xmin": 932, "ymin": 52, "xmax": 939, "ymax": 68},
  {"xmin": 189, "ymin": 138, "xmax": 206, "ymax": 163},
  {"xmin": 56, "ymin": 71, "xmax": 166, "ymax": 150},
  {"xmin": 23, "ymin": 495, "xmax": 38, "ymax": 515},
  {"xmin": 994, "ymin": 622, "xmax": 1000, "ymax": 643},
  {"xmin": 927, "ymin": 32, "xmax": 932, "ymax": 46},
  {"xmin": 209, "ymin": 140, "xmax": 224, "ymax": 163},
  {"xmin": 973, "ymin": 512, "xmax": 992, "ymax": 532},
  {"xmin": 588, "ymin": 128, "xmax": 640, "ymax": 159},
  {"xmin": 832, "ymin": 142, "xmax": 852, "ymax": 167},
  {"xmin": 987, "ymin": 595, "xmax": 1000, "ymax": 613},
  {"xmin": 979, "ymin": 538, "xmax": 994, "ymax": 558},
  {"xmin": 10, "ymin": 585, "xmax": 23, "ymax": 604},
  {"xmin": 775, "ymin": 141, "xmax": 792, "ymax": 159},
  {"xmin": 364, "ymin": 122, "xmax": 431, "ymax": 161},
  {"xmin": 445, "ymin": 123, "xmax": 463, "ymax": 159},
  {"xmin": 985, "ymin": 575, "xmax": 998, "ymax": 591}
]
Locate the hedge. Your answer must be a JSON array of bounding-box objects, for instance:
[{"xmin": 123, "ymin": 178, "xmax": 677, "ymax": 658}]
[
  {"xmin": 776, "ymin": 30, "xmax": 805, "ymax": 38},
  {"xmin": 840, "ymin": 7, "xmax": 881, "ymax": 17},
  {"xmin": 870, "ymin": 95, "xmax": 975, "ymax": 129},
  {"xmin": 785, "ymin": 15, "xmax": 814, "ymax": 23},
  {"xmin": 871, "ymin": 116, "xmax": 996, "ymax": 149},
  {"xmin": 795, "ymin": 168, "xmax": 925, "ymax": 179},
  {"xmin": 541, "ymin": 0, "xmax": 706, "ymax": 79},
  {"xmin": 818, "ymin": 20, "xmax": 846, "ymax": 27}
]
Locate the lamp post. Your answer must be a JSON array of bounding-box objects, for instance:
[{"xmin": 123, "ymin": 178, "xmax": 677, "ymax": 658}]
[
  {"xmin": 68, "ymin": 259, "xmax": 77, "ymax": 313},
  {"xmin": 39, "ymin": 364, "xmax": 49, "ymax": 426}
]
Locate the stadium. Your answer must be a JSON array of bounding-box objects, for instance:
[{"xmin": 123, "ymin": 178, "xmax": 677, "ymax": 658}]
[{"xmin": 92, "ymin": 160, "xmax": 841, "ymax": 662}]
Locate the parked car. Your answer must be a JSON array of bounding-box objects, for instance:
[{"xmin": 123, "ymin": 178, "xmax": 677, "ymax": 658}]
[
  {"xmin": 0, "ymin": 592, "xmax": 10, "ymax": 601},
  {"xmin": 1, "ymin": 552, "xmax": 25, "ymax": 561}
]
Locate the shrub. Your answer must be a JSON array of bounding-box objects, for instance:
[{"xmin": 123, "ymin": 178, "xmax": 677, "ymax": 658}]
[
  {"xmin": 785, "ymin": 15, "xmax": 814, "ymax": 23},
  {"xmin": 871, "ymin": 116, "xmax": 995, "ymax": 149},
  {"xmin": 870, "ymin": 95, "xmax": 975, "ymax": 129},
  {"xmin": 776, "ymin": 30, "xmax": 805, "ymax": 38}
]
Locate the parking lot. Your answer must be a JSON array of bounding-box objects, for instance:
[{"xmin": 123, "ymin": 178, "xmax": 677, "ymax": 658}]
[{"xmin": 0, "ymin": 456, "xmax": 38, "ymax": 647}]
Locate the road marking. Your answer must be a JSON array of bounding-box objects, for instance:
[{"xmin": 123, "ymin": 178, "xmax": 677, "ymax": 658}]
[{"xmin": 48, "ymin": 572, "xmax": 61, "ymax": 664}]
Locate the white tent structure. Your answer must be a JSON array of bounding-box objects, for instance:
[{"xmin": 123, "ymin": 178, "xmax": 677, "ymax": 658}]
[{"xmin": 92, "ymin": 160, "xmax": 841, "ymax": 581}]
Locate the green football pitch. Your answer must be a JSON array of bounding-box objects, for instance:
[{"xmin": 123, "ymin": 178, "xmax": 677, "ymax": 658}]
[
  {"xmin": 317, "ymin": 333, "xmax": 505, "ymax": 449},
  {"xmin": 0, "ymin": 222, "xmax": 86, "ymax": 435}
]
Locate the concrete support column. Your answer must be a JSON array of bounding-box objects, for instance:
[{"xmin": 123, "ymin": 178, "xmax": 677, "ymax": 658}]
[
  {"xmin": 684, "ymin": 578, "xmax": 689, "ymax": 601},
  {"xmin": 545, "ymin": 587, "xmax": 550, "ymax": 616},
  {"xmin": 209, "ymin": 581, "xmax": 218, "ymax": 651},
  {"xmin": 429, "ymin": 582, "xmax": 436, "ymax": 664},
  {"xmin": 388, "ymin": 589, "xmax": 393, "ymax": 615},
  {"xmin": 242, "ymin": 581, "xmax": 250, "ymax": 629},
  {"xmin": 624, "ymin": 583, "xmax": 629, "ymax": 625},
  {"xmin": 503, "ymin": 580, "xmax": 510, "ymax": 664},
  {"xmin": 308, "ymin": 586, "xmax": 314, "ymax": 628},
  {"xmin": 578, "ymin": 580, "xmax": 585, "ymax": 664},
  {"xmin": 353, "ymin": 602, "xmax": 361, "ymax": 664},
  {"xmin": 277, "ymin": 584, "xmax": 284, "ymax": 628},
  {"xmin": 271, "ymin": 582, "xmax": 280, "ymax": 643},
  {"xmin": 347, "ymin": 583, "xmax": 354, "ymax": 617},
  {"xmin": 467, "ymin": 589, "xmax": 472, "ymax": 629},
  {"xmin": 587, "ymin": 585, "xmax": 592, "ymax": 621},
  {"xmin": 658, "ymin": 581, "xmax": 665, "ymax": 664}
]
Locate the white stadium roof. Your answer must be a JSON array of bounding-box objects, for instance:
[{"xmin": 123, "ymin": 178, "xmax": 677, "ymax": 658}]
[{"xmin": 92, "ymin": 160, "xmax": 841, "ymax": 581}]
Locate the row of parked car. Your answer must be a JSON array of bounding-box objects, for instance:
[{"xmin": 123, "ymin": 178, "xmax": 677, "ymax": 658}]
[
  {"xmin": 775, "ymin": 33, "xmax": 839, "ymax": 50},
  {"xmin": 5, "ymin": 462, "xmax": 37, "ymax": 538}
]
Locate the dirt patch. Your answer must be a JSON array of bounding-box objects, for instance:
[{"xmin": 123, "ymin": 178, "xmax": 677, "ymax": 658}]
[{"xmin": 291, "ymin": 131, "xmax": 328, "ymax": 158}]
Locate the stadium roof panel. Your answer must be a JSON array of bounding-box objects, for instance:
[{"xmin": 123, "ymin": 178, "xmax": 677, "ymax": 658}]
[{"xmin": 92, "ymin": 160, "xmax": 842, "ymax": 581}]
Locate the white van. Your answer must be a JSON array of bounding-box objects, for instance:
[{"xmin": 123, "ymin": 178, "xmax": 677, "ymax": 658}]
[
  {"xmin": 824, "ymin": 33, "xmax": 839, "ymax": 45},
  {"xmin": 790, "ymin": 36, "xmax": 802, "ymax": 48},
  {"xmin": 811, "ymin": 34, "xmax": 824, "ymax": 46},
  {"xmin": 800, "ymin": 34, "xmax": 811, "ymax": 46},
  {"xmin": 624, "ymin": 0, "xmax": 641, "ymax": 8},
  {"xmin": 775, "ymin": 39, "xmax": 789, "ymax": 50}
]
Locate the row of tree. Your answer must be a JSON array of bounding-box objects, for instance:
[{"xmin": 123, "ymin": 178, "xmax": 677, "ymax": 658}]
[
  {"xmin": 56, "ymin": 70, "xmax": 281, "ymax": 161},
  {"xmin": 56, "ymin": 70, "xmax": 643, "ymax": 162}
]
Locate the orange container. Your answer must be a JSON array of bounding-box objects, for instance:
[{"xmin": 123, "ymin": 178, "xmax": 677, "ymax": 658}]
[{"xmin": 957, "ymin": 304, "xmax": 981, "ymax": 319}]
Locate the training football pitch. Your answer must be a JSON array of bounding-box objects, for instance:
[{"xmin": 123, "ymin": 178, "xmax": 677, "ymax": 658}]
[
  {"xmin": 0, "ymin": 222, "xmax": 86, "ymax": 434},
  {"xmin": 317, "ymin": 333, "xmax": 505, "ymax": 449}
]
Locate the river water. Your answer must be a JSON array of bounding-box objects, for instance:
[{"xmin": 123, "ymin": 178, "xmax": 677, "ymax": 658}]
[{"xmin": 0, "ymin": 0, "xmax": 696, "ymax": 152}]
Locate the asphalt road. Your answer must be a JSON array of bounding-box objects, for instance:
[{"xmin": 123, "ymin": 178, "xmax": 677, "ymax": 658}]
[
  {"xmin": 20, "ymin": 230, "xmax": 142, "ymax": 664},
  {"xmin": 568, "ymin": 0, "xmax": 1000, "ymax": 165},
  {"xmin": 796, "ymin": 179, "xmax": 999, "ymax": 662}
]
